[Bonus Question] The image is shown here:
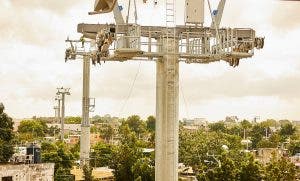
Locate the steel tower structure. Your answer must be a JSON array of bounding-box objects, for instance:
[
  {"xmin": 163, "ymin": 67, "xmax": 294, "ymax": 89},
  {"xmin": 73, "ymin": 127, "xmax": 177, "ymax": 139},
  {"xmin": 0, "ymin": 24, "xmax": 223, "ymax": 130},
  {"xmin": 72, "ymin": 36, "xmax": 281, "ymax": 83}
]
[{"xmin": 65, "ymin": 0, "xmax": 264, "ymax": 179}]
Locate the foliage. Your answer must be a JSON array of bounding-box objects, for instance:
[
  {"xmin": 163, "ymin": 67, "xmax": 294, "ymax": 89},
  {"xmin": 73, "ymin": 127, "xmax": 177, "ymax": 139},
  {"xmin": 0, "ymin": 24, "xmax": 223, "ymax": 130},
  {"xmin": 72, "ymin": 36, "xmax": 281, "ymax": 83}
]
[
  {"xmin": 0, "ymin": 105, "xmax": 14, "ymax": 163},
  {"xmin": 250, "ymin": 124, "xmax": 265, "ymax": 149},
  {"xmin": 288, "ymin": 140, "xmax": 300, "ymax": 156},
  {"xmin": 18, "ymin": 119, "xmax": 48, "ymax": 138},
  {"xmin": 70, "ymin": 142, "xmax": 80, "ymax": 160},
  {"xmin": 41, "ymin": 142, "xmax": 75, "ymax": 177},
  {"xmin": 110, "ymin": 124, "xmax": 154, "ymax": 181},
  {"xmin": 209, "ymin": 121, "xmax": 227, "ymax": 133},
  {"xmin": 100, "ymin": 124, "xmax": 114, "ymax": 142},
  {"xmin": 146, "ymin": 116, "xmax": 155, "ymax": 133},
  {"xmin": 48, "ymin": 125, "xmax": 60, "ymax": 137},
  {"xmin": 123, "ymin": 115, "xmax": 146, "ymax": 137},
  {"xmin": 54, "ymin": 167, "xmax": 75, "ymax": 181},
  {"xmin": 90, "ymin": 142, "xmax": 115, "ymax": 167},
  {"xmin": 0, "ymin": 139, "xmax": 14, "ymax": 163},
  {"xmin": 131, "ymin": 157, "xmax": 155, "ymax": 181},
  {"xmin": 227, "ymin": 125, "xmax": 242, "ymax": 137},
  {"xmin": 240, "ymin": 120, "xmax": 252, "ymax": 130},
  {"xmin": 179, "ymin": 128, "xmax": 242, "ymax": 175},
  {"xmin": 65, "ymin": 117, "xmax": 81, "ymax": 124},
  {"xmin": 90, "ymin": 126, "xmax": 98, "ymax": 133},
  {"xmin": 83, "ymin": 164, "xmax": 94, "ymax": 181},
  {"xmin": 279, "ymin": 123, "xmax": 296, "ymax": 141},
  {"xmin": 264, "ymin": 155, "xmax": 296, "ymax": 180},
  {"xmin": 239, "ymin": 155, "xmax": 263, "ymax": 181}
]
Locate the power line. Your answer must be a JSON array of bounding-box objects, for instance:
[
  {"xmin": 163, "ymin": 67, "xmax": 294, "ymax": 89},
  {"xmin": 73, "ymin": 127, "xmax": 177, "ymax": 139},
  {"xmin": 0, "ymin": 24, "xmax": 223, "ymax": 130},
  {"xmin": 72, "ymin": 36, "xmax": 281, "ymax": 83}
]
[
  {"xmin": 180, "ymin": 80, "xmax": 190, "ymax": 120},
  {"xmin": 118, "ymin": 61, "xmax": 142, "ymax": 117}
]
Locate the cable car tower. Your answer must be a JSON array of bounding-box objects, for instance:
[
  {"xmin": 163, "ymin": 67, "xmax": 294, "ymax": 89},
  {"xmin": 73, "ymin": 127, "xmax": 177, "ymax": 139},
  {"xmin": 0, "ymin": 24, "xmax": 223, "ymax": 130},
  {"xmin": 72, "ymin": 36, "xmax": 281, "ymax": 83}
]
[{"xmin": 65, "ymin": 0, "xmax": 264, "ymax": 180}]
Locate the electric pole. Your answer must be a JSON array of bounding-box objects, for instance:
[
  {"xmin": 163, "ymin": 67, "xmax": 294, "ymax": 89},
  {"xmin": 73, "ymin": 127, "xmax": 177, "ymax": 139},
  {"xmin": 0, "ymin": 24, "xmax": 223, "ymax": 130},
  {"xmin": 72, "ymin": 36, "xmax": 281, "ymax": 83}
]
[
  {"xmin": 55, "ymin": 95, "xmax": 61, "ymax": 124},
  {"xmin": 80, "ymin": 55, "xmax": 91, "ymax": 166},
  {"xmin": 56, "ymin": 87, "xmax": 70, "ymax": 141}
]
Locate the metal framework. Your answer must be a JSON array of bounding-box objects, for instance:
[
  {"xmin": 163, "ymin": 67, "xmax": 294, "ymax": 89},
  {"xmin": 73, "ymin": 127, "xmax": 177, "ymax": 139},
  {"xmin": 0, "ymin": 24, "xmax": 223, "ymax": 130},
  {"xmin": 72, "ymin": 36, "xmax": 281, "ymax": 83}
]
[
  {"xmin": 64, "ymin": 42, "xmax": 96, "ymax": 166},
  {"xmin": 65, "ymin": 0, "xmax": 264, "ymax": 180}
]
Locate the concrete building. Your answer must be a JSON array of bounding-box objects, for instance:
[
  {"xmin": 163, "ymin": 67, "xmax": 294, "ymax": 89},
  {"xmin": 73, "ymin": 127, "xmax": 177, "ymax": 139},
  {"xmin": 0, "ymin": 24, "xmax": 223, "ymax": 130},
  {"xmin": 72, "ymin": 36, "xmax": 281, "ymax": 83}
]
[
  {"xmin": 182, "ymin": 118, "xmax": 208, "ymax": 131},
  {"xmin": 0, "ymin": 163, "xmax": 54, "ymax": 181},
  {"xmin": 255, "ymin": 148, "xmax": 284, "ymax": 165}
]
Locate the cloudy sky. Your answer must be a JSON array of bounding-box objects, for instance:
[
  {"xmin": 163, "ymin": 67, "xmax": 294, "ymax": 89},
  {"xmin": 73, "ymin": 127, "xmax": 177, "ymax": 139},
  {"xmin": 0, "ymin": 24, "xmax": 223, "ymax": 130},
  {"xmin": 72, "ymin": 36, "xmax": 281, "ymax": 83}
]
[{"xmin": 1, "ymin": 0, "xmax": 300, "ymax": 121}]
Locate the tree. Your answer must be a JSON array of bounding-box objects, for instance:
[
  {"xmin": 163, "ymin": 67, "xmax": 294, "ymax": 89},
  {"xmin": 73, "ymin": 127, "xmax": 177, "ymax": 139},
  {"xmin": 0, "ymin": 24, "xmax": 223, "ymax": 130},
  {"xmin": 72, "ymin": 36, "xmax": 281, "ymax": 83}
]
[
  {"xmin": 179, "ymin": 128, "xmax": 242, "ymax": 176},
  {"xmin": 288, "ymin": 140, "xmax": 300, "ymax": 156},
  {"xmin": 209, "ymin": 121, "xmax": 227, "ymax": 133},
  {"xmin": 132, "ymin": 157, "xmax": 155, "ymax": 181},
  {"xmin": 65, "ymin": 117, "xmax": 81, "ymax": 124},
  {"xmin": 239, "ymin": 155, "xmax": 263, "ymax": 181},
  {"xmin": 265, "ymin": 155, "xmax": 296, "ymax": 180},
  {"xmin": 240, "ymin": 120, "xmax": 252, "ymax": 138},
  {"xmin": 250, "ymin": 124, "xmax": 265, "ymax": 149},
  {"xmin": 124, "ymin": 115, "xmax": 146, "ymax": 137},
  {"xmin": 48, "ymin": 125, "xmax": 60, "ymax": 137},
  {"xmin": 197, "ymin": 152, "xmax": 240, "ymax": 181},
  {"xmin": 41, "ymin": 142, "xmax": 74, "ymax": 178},
  {"xmin": 90, "ymin": 142, "xmax": 114, "ymax": 167},
  {"xmin": 279, "ymin": 123, "xmax": 296, "ymax": 141},
  {"xmin": 18, "ymin": 119, "xmax": 48, "ymax": 138},
  {"xmin": 101, "ymin": 124, "xmax": 114, "ymax": 142},
  {"xmin": 146, "ymin": 116, "xmax": 155, "ymax": 133},
  {"xmin": 0, "ymin": 103, "xmax": 14, "ymax": 163},
  {"xmin": 83, "ymin": 164, "xmax": 94, "ymax": 181},
  {"xmin": 110, "ymin": 124, "xmax": 153, "ymax": 181}
]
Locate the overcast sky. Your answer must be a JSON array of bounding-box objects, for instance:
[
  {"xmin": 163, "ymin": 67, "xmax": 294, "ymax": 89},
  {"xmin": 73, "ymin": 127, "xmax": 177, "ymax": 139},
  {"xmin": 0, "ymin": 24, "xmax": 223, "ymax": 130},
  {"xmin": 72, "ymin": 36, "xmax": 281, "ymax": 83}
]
[{"xmin": 1, "ymin": 0, "xmax": 300, "ymax": 121}]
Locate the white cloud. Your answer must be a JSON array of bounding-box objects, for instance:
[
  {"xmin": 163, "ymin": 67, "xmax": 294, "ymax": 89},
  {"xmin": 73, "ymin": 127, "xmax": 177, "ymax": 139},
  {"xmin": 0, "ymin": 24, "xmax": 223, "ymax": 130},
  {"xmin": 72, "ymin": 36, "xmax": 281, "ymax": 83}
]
[{"xmin": 1, "ymin": 0, "xmax": 300, "ymax": 121}]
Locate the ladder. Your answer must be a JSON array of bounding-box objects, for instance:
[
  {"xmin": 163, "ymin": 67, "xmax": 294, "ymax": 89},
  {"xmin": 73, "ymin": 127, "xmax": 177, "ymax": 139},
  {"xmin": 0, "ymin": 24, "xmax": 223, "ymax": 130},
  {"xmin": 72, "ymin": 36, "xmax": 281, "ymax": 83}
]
[
  {"xmin": 165, "ymin": 0, "xmax": 176, "ymax": 54},
  {"xmin": 165, "ymin": 0, "xmax": 176, "ymax": 28},
  {"xmin": 165, "ymin": 0, "xmax": 177, "ymax": 157}
]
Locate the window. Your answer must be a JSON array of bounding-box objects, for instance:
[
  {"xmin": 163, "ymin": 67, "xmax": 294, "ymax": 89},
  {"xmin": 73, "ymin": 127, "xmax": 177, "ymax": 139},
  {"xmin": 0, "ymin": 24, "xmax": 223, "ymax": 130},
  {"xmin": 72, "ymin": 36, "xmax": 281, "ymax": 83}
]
[{"xmin": 2, "ymin": 177, "xmax": 13, "ymax": 181}]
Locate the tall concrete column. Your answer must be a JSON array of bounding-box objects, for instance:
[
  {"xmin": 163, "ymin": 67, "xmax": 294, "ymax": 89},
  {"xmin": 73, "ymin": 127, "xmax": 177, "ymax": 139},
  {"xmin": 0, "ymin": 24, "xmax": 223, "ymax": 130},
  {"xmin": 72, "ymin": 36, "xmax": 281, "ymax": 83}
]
[
  {"xmin": 155, "ymin": 37, "xmax": 179, "ymax": 181},
  {"xmin": 57, "ymin": 99, "xmax": 61, "ymax": 124},
  {"xmin": 61, "ymin": 94, "xmax": 65, "ymax": 141},
  {"xmin": 80, "ymin": 55, "xmax": 91, "ymax": 166}
]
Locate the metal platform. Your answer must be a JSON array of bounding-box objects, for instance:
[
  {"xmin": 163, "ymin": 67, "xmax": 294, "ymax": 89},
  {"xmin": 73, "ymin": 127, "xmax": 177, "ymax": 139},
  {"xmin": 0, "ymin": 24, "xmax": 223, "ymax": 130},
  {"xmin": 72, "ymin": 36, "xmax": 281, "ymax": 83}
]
[{"xmin": 75, "ymin": 23, "xmax": 263, "ymax": 66}]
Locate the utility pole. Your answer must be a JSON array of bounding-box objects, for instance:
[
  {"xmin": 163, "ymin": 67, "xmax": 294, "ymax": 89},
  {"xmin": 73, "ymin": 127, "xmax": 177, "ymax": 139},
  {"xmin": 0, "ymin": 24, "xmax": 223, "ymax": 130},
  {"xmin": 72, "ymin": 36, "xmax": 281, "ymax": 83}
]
[
  {"xmin": 63, "ymin": 39, "xmax": 95, "ymax": 166},
  {"xmin": 56, "ymin": 87, "xmax": 70, "ymax": 141},
  {"xmin": 80, "ymin": 55, "xmax": 91, "ymax": 166},
  {"xmin": 55, "ymin": 95, "xmax": 61, "ymax": 124}
]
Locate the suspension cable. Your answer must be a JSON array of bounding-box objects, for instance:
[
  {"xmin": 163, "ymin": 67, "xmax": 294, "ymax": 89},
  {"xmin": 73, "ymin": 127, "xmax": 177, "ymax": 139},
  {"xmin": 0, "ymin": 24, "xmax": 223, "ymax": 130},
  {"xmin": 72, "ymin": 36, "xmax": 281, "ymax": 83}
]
[{"xmin": 118, "ymin": 61, "xmax": 142, "ymax": 117}]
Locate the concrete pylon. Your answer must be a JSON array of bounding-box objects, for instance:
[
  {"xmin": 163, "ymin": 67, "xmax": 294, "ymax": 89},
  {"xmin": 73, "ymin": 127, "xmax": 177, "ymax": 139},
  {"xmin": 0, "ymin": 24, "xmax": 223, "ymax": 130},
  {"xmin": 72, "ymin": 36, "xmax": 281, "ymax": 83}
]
[
  {"xmin": 155, "ymin": 37, "xmax": 179, "ymax": 181},
  {"xmin": 80, "ymin": 55, "xmax": 91, "ymax": 166}
]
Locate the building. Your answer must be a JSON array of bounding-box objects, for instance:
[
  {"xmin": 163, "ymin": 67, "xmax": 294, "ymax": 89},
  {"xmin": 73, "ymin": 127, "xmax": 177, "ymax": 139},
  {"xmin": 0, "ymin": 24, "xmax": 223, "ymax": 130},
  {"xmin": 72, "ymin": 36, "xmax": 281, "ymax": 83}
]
[
  {"xmin": 90, "ymin": 133, "xmax": 103, "ymax": 145},
  {"xmin": 67, "ymin": 134, "xmax": 81, "ymax": 145},
  {"xmin": 255, "ymin": 148, "xmax": 284, "ymax": 165},
  {"xmin": 225, "ymin": 116, "xmax": 239, "ymax": 123},
  {"xmin": 0, "ymin": 163, "xmax": 54, "ymax": 181},
  {"xmin": 182, "ymin": 118, "xmax": 208, "ymax": 131},
  {"xmin": 65, "ymin": 133, "xmax": 102, "ymax": 145}
]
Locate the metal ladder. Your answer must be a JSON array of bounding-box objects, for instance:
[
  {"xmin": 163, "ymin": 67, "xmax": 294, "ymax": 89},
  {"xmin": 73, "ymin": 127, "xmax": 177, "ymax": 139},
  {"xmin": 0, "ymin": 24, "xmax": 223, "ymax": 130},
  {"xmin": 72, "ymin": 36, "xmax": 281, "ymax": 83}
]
[{"xmin": 165, "ymin": 0, "xmax": 177, "ymax": 159}]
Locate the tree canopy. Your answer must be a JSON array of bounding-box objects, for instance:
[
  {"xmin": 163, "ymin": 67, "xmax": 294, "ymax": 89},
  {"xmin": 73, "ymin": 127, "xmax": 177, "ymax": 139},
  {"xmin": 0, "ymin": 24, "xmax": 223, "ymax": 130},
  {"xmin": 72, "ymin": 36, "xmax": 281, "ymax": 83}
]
[{"xmin": 0, "ymin": 103, "xmax": 14, "ymax": 162}]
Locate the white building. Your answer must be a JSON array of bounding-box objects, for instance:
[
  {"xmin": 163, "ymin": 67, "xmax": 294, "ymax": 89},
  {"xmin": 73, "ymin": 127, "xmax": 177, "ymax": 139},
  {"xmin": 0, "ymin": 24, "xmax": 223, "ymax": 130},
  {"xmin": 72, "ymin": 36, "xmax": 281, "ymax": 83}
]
[{"xmin": 0, "ymin": 163, "xmax": 54, "ymax": 181}]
